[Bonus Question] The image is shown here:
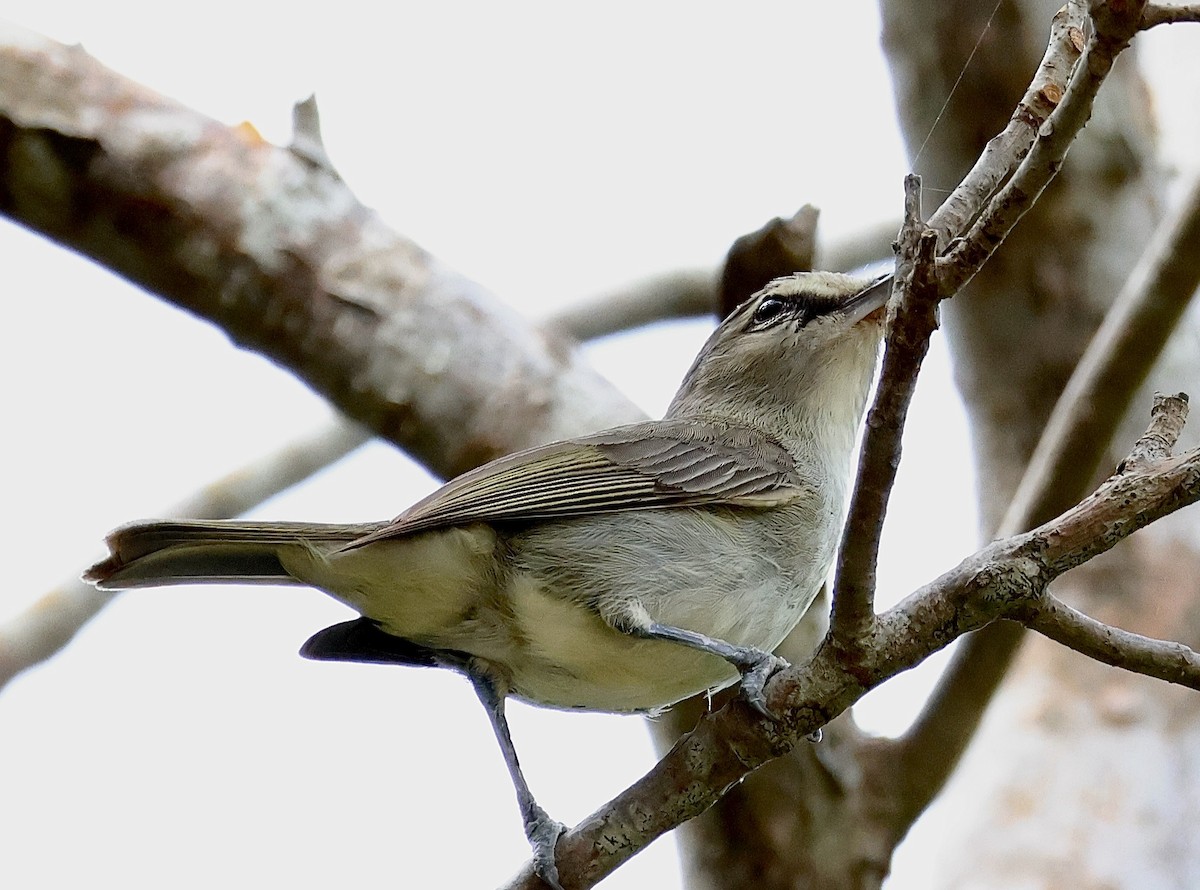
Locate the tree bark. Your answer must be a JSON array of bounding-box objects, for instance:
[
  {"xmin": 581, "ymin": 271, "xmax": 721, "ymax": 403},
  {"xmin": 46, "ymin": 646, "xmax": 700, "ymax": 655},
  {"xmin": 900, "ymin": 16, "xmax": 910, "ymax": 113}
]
[{"xmin": 883, "ymin": 0, "xmax": 1200, "ymax": 885}]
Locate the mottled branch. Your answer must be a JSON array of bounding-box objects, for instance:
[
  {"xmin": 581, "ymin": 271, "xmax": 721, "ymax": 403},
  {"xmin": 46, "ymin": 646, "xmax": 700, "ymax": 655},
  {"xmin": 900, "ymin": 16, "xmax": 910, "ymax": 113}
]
[
  {"xmin": 924, "ymin": 3, "xmax": 1085, "ymax": 246},
  {"xmin": 1141, "ymin": 3, "xmax": 1200, "ymax": 28},
  {"xmin": 938, "ymin": 0, "xmax": 1149, "ymax": 293},
  {"xmin": 507, "ymin": 396, "xmax": 1200, "ymax": 889},
  {"xmin": 1022, "ymin": 593, "xmax": 1200, "ymax": 688},
  {"xmin": 830, "ymin": 176, "xmax": 939, "ymax": 644}
]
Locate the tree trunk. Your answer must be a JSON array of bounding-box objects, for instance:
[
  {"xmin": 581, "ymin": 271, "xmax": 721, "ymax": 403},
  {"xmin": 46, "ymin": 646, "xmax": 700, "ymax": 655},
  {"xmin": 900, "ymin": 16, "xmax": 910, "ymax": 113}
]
[{"xmin": 883, "ymin": 0, "xmax": 1200, "ymax": 885}]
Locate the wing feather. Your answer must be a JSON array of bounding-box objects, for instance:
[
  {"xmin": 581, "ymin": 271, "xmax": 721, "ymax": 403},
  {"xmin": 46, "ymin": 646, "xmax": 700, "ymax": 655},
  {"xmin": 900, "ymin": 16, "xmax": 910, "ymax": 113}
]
[{"xmin": 343, "ymin": 419, "xmax": 806, "ymax": 548}]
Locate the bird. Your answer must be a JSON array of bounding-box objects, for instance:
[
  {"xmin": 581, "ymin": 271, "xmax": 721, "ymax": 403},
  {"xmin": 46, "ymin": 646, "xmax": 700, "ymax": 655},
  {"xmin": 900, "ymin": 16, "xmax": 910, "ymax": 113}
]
[{"xmin": 87, "ymin": 269, "xmax": 891, "ymax": 889}]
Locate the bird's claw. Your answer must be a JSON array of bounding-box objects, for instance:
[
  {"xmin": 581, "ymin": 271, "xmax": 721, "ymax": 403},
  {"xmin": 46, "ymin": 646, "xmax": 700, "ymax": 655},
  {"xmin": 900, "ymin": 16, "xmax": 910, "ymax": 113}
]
[
  {"xmin": 526, "ymin": 804, "xmax": 568, "ymax": 890},
  {"xmin": 736, "ymin": 649, "xmax": 789, "ymax": 720}
]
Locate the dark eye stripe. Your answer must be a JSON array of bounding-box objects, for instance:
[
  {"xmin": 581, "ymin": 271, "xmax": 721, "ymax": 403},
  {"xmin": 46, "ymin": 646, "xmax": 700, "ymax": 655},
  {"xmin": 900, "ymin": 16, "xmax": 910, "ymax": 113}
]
[{"xmin": 748, "ymin": 294, "xmax": 841, "ymax": 330}]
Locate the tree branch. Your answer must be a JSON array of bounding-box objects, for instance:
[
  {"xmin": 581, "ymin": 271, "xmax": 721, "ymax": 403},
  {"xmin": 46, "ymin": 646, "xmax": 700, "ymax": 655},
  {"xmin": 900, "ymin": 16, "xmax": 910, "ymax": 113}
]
[
  {"xmin": 0, "ymin": 22, "xmax": 644, "ymax": 484},
  {"xmin": 894, "ymin": 169, "xmax": 1200, "ymax": 821},
  {"xmin": 1022, "ymin": 592, "xmax": 1200, "ymax": 687},
  {"xmin": 938, "ymin": 0, "xmax": 1149, "ymax": 293},
  {"xmin": 923, "ymin": 2, "xmax": 1086, "ymax": 246},
  {"xmin": 1017, "ymin": 398, "xmax": 1199, "ymax": 696},
  {"xmin": 507, "ymin": 396, "xmax": 1200, "ymax": 888},
  {"xmin": 542, "ymin": 268, "xmax": 717, "ymax": 341},
  {"xmin": 830, "ymin": 176, "xmax": 939, "ymax": 643},
  {"xmin": 1141, "ymin": 4, "xmax": 1200, "ymax": 28}
]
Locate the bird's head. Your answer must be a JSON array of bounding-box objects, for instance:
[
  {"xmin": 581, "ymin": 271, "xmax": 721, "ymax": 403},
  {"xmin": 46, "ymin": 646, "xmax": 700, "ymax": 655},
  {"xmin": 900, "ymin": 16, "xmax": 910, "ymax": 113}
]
[{"xmin": 667, "ymin": 271, "xmax": 892, "ymax": 454}]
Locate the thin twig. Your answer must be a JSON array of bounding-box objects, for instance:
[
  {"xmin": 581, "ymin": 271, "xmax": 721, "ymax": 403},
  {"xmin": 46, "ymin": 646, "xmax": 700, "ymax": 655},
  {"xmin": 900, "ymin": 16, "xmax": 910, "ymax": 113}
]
[
  {"xmin": 1141, "ymin": 3, "xmax": 1200, "ymax": 28},
  {"xmin": 938, "ymin": 0, "xmax": 1149, "ymax": 293},
  {"xmin": 925, "ymin": 3, "xmax": 1086, "ymax": 246},
  {"xmin": 830, "ymin": 176, "xmax": 940, "ymax": 644},
  {"xmin": 1023, "ymin": 593, "xmax": 1200, "ymax": 687}
]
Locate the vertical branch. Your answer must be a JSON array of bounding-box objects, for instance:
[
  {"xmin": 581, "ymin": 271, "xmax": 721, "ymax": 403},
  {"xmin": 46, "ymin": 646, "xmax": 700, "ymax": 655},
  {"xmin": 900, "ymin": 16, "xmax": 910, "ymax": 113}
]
[{"xmin": 830, "ymin": 175, "xmax": 941, "ymax": 645}]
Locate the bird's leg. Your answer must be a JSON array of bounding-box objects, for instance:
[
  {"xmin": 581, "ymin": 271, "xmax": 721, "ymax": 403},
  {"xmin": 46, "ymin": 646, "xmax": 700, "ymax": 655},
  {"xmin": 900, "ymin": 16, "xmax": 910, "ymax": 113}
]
[
  {"xmin": 466, "ymin": 662, "xmax": 567, "ymax": 890},
  {"xmin": 636, "ymin": 621, "xmax": 787, "ymax": 720}
]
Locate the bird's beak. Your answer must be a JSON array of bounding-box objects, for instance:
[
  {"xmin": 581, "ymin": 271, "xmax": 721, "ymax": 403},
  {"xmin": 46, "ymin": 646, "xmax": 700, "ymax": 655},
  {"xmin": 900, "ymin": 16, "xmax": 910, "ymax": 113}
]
[{"xmin": 841, "ymin": 273, "xmax": 893, "ymax": 326}]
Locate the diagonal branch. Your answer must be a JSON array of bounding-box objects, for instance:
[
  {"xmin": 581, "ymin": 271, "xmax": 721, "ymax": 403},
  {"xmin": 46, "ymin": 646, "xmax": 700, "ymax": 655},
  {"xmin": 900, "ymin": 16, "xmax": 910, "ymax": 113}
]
[
  {"xmin": 1141, "ymin": 4, "xmax": 1200, "ymax": 28},
  {"xmin": 506, "ymin": 395, "xmax": 1200, "ymax": 888},
  {"xmin": 1023, "ymin": 592, "xmax": 1200, "ymax": 686},
  {"xmin": 938, "ymin": 0, "xmax": 1150, "ymax": 293},
  {"xmin": 894, "ymin": 168, "xmax": 1200, "ymax": 822},
  {"xmin": 542, "ymin": 268, "xmax": 716, "ymax": 341},
  {"xmin": 0, "ymin": 22, "xmax": 644, "ymax": 484}
]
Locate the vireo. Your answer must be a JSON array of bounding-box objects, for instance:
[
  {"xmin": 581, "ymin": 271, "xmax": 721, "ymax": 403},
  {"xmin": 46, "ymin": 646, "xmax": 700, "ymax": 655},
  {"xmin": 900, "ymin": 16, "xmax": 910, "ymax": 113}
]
[{"xmin": 88, "ymin": 270, "xmax": 891, "ymax": 889}]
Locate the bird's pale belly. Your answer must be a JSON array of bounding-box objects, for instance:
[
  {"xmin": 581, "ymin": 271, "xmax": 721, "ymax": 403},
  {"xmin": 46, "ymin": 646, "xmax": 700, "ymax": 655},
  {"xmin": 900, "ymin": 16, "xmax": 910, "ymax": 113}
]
[
  {"xmin": 497, "ymin": 575, "xmax": 765, "ymax": 711},
  {"xmin": 492, "ymin": 506, "xmax": 832, "ymax": 711},
  {"xmin": 283, "ymin": 505, "xmax": 834, "ymax": 713}
]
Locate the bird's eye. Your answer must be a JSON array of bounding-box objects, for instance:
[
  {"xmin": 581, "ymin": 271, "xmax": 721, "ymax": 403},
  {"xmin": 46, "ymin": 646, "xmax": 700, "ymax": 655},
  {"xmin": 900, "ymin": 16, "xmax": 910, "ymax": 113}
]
[{"xmin": 752, "ymin": 298, "xmax": 786, "ymax": 326}]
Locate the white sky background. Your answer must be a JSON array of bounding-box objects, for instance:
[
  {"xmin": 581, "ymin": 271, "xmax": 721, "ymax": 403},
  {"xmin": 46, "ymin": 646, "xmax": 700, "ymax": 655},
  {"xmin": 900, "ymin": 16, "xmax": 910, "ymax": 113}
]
[{"xmin": 1, "ymin": 3, "xmax": 1196, "ymax": 888}]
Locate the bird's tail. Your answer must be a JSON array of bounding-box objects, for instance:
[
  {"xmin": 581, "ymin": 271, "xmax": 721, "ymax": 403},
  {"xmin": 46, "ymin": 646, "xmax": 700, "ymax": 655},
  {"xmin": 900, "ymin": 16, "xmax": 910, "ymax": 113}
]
[{"xmin": 85, "ymin": 519, "xmax": 385, "ymax": 590}]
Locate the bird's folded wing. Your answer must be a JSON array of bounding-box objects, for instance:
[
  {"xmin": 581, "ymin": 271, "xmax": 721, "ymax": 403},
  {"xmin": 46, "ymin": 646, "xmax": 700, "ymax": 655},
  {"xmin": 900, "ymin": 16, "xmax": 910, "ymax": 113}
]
[{"xmin": 344, "ymin": 419, "xmax": 807, "ymax": 547}]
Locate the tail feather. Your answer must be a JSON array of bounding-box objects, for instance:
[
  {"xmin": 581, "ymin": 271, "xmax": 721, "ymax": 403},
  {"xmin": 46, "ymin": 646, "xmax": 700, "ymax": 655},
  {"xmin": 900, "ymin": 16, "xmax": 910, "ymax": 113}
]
[{"xmin": 85, "ymin": 519, "xmax": 385, "ymax": 590}]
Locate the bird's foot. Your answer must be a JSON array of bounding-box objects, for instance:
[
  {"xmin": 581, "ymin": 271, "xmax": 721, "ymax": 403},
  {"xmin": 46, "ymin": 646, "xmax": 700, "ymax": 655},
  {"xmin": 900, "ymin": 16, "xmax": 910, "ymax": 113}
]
[
  {"xmin": 731, "ymin": 648, "xmax": 789, "ymax": 720},
  {"xmin": 525, "ymin": 802, "xmax": 568, "ymax": 890},
  {"xmin": 635, "ymin": 622, "xmax": 789, "ymax": 721}
]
